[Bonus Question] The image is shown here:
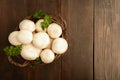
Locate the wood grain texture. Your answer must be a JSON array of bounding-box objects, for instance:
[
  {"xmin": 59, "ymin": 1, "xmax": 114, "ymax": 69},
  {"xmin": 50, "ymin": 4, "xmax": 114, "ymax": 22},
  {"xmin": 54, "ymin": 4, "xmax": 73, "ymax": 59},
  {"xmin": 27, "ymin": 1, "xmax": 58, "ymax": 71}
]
[
  {"xmin": 61, "ymin": 0, "xmax": 93, "ymax": 80},
  {"xmin": 0, "ymin": 0, "xmax": 94, "ymax": 80},
  {"xmin": 0, "ymin": 0, "xmax": 61, "ymax": 80},
  {"xmin": 95, "ymin": 0, "xmax": 120, "ymax": 80}
]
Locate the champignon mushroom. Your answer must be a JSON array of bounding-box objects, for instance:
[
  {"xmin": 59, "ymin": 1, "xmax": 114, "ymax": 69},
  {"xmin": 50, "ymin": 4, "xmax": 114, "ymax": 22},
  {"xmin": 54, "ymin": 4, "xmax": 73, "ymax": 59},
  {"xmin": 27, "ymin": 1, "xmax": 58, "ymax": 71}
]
[
  {"xmin": 47, "ymin": 23, "xmax": 62, "ymax": 38},
  {"xmin": 35, "ymin": 19, "xmax": 46, "ymax": 32},
  {"xmin": 40, "ymin": 49, "xmax": 55, "ymax": 63},
  {"xmin": 33, "ymin": 32, "xmax": 50, "ymax": 49},
  {"xmin": 8, "ymin": 31, "xmax": 21, "ymax": 46},
  {"xmin": 46, "ymin": 38, "xmax": 53, "ymax": 49},
  {"xmin": 17, "ymin": 30, "xmax": 33, "ymax": 44},
  {"xmin": 19, "ymin": 19, "xmax": 35, "ymax": 32},
  {"xmin": 21, "ymin": 44, "xmax": 41, "ymax": 60},
  {"xmin": 52, "ymin": 38, "xmax": 68, "ymax": 54}
]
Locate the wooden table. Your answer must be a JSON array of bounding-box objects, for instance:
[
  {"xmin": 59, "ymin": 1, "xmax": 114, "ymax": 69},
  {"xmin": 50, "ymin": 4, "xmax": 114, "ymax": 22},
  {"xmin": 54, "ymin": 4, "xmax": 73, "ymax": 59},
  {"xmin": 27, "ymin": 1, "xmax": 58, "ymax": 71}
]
[{"xmin": 0, "ymin": 0, "xmax": 120, "ymax": 80}]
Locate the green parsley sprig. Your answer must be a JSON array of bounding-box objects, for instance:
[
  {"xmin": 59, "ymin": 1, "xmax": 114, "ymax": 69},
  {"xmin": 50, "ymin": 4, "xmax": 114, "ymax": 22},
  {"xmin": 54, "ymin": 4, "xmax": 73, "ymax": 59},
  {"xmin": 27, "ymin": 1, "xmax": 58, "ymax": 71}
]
[
  {"xmin": 41, "ymin": 15, "xmax": 52, "ymax": 30},
  {"xmin": 3, "ymin": 45, "xmax": 22, "ymax": 56},
  {"xmin": 32, "ymin": 10, "xmax": 52, "ymax": 30},
  {"xmin": 35, "ymin": 57, "xmax": 42, "ymax": 63},
  {"xmin": 29, "ymin": 58, "xmax": 43, "ymax": 67},
  {"xmin": 33, "ymin": 10, "xmax": 46, "ymax": 19}
]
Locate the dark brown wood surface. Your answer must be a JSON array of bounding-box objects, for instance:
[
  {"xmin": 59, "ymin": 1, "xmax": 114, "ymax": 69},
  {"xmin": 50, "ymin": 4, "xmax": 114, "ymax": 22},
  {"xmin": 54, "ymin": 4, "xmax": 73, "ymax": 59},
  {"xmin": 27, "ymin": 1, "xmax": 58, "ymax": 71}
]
[
  {"xmin": 61, "ymin": 0, "xmax": 93, "ymax": 80},
  {"xmin": 0, "ymin": 0, "xmax": 93, "ymax": 80},
  {"xmin": 1, "ymin": 0, "xmax": 120, "ymax": 80},
  {"xmin": 94, "ymin": 0, "xmax": 120, "ymax": 80}
]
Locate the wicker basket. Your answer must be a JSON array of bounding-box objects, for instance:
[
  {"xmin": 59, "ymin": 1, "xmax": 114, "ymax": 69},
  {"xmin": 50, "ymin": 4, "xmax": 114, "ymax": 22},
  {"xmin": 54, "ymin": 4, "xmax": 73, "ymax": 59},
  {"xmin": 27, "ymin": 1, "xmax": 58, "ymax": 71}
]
[{"xmin": 8, "ymin": 14, "xmax": 67, "ymax": 67}]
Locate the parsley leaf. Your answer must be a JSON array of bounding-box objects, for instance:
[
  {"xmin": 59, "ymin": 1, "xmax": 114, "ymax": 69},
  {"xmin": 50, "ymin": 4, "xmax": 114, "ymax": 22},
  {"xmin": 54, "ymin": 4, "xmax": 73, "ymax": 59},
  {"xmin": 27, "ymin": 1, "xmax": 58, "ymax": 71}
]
[
  {"xmin": 29, "ymin": 58, "xmax": 42, "ymax": 67},
  {"xmin": 35, "ymin": 57, "xmax": 42, "ymax": 63},
  {"xmin": 41, "ymin": 15, "xmax": 52, "ymax": 30},
  {"xmin": 33, "ymin": 10, "xmax": 46, "ymax": 19},
  {"xmin": 3, "ymin": 45, "xmax": 22, "ymax": 56}
]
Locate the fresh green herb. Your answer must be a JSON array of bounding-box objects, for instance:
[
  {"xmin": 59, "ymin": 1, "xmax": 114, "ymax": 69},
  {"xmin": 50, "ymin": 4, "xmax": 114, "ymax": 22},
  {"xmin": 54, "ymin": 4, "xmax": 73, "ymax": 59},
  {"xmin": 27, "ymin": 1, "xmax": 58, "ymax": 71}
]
[
  {"xmin": 3, "ymin": 45, "xmax": 22, "ymax": 56},
  {"xmin": 30, "ymin": 58, "xmax": 43, "ymax": 67},
  {"xmin": 41, "ymin": 15, "xmax": 52, "ymax": 30},
  {"xmin": 33, "ymin": 10, "xmax": 46, "ymax": 19},
  {"xmin": 35, "ymin": 57, "xmax": 43, "ymax": 63}
]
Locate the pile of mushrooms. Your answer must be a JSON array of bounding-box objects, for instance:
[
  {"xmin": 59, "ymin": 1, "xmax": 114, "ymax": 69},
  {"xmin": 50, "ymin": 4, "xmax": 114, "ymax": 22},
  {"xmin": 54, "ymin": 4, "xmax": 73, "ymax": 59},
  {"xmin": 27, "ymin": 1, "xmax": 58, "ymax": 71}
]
[{"xmin": 8, "ymin": 18, "xmax": 68, "ymax": 64}]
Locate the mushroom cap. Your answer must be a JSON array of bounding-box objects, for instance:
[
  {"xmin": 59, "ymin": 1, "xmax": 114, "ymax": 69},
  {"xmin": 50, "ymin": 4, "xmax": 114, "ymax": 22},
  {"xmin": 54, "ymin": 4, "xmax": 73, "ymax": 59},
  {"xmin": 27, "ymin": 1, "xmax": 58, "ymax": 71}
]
[
  {"xmin": 19, "ymin": 19, "xmax": 35, "ymax": 32},
  {"xmin": 46, "ymin": 38, "xmax": 53, "ymax": 49},
  {"xmin": 47, "ymin": 23, "xmax": 62, "ymax": 38},
  {"xmin": 17, "ymin": 30, "xmax": 33, "ymax": 44},
  {"xmin": 33, "ymin": 32, "xmax": 50, "ymax": 49},
  {"xmin": 21, "ymin": 44, "xmax": 41, "ymax": 60},
  {"xmin": 8, "ymin": 31, "xmax": 21, "ymax": 46},
  {"xmin": 35, "ymin": 19, "xmax": 46, "ymax": 32},
  {"xmin": 40, "ymin": 49, "xmax": 55, "ymax": 63},
  {"xmin": 52, "ymin": 38, "xmax": 68, "ymax": 54}
]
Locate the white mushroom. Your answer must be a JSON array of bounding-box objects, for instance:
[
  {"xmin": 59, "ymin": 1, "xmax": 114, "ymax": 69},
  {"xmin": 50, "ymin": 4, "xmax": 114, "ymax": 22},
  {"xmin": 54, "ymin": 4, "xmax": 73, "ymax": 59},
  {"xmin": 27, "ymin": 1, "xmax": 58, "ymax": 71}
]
[
  {"xmin": 35, "ymin": 19, "xmax": 46, "ymax": 32},
  {"xmin": 40, "ymin": 49, "xmax": 55, "ymax": 63},
  {"xmin": 17, "ymin": 30, "xmax": 33, "ymax": 44},
  {"xmin": 47, "ymin": 23, "xmax": 62, "ymax": 38},
  {"xmin": 52, "ymin": 38, "xmax": 68, "ymax": 54},
  {"xmin": 21, "ymin": 44, "xmax": 41, "ymax": 60},
  {"xmin": 46, "ymin": 38, "xmax": 53, "ymax": 49},
  {"xmin": 19, "ymin": 19, "xmax": 35, "ymax": 32},
  {"xmin": 8, "ymin": 31, "xmax": 21, "ymax": 46},
  {"xmin": 33, "ymin": 32, "xmax": 50, "ymax": 49}
]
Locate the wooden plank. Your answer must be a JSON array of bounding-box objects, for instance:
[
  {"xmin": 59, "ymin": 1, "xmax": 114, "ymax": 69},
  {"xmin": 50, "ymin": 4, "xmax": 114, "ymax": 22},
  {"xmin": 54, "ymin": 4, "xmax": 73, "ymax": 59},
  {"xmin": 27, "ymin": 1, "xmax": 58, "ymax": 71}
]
[
  {"xmin": 61, "ymin": 0, "xmax": 93, "ymax": 80},
  {"xmin": 0, "ymin": 0, "xmax": 28, "ymax": 80},
  {"xmin": 0, "ymin": 0, "xmax": 61, "ymax": 80},
  {"xmin": 95, "ymin": 0, "xmax": 120, "ymax": 80}
]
